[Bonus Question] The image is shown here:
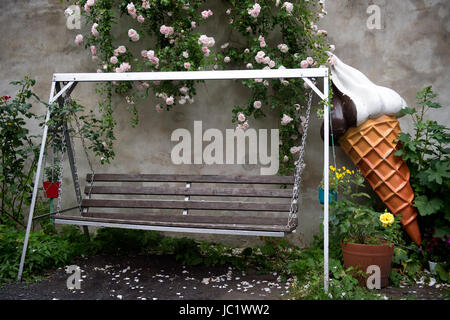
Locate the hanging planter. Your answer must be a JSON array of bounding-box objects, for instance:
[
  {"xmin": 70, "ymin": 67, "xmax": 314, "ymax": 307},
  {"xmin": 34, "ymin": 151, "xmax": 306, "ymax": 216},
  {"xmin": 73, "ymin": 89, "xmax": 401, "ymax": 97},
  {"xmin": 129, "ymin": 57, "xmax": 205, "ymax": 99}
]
[
  {"xmin": 43, "ymin": 181, "xmax": 61, "ymax": 198},
  {"xmin": 43, "ymin": 165, "xmax": 61, "ymax": 198},
  {"xmin": 341, "ymin": 241, "xmax": 394, "ymax": 288},
  {"xmin": 318, "ymin": 186, "xmax": 338, "ymax": 205}
]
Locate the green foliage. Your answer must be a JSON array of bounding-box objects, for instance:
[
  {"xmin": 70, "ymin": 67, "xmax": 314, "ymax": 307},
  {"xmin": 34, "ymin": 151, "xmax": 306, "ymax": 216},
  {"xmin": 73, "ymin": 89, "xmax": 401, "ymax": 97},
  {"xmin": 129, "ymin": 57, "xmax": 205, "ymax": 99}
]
[
  {"xmin": 46, "ymin": 97, "xmax": 115, "ymax": 165},
  {"xmin": 0, "ymin": 78, "xmax": 43, "ymax": 228},
  {"xmin": 0, "ymin": 225, "xmax": 93, "ymax": 284},
  {"xmin": 330, "ymin": 198, "xmax": 403, "ymax": 245},
  {"xmin": 395, "ymin": 86, "xmax": 449, "ymax": 261},
  {"xmin": 44, "ymin": 164, "xmax": 61, "ymax": 182}
]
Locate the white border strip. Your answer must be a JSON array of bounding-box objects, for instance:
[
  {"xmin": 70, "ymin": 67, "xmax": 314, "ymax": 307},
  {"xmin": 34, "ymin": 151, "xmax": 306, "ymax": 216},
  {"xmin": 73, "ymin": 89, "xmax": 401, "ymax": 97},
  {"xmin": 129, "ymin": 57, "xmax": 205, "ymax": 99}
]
[
  {"xmin": 54, "ymin": 219, "xmax": 285, "ymax": 237},
  {"xmin": 53, "ymin": 68, "xmax": 328, "ymax": 82}
]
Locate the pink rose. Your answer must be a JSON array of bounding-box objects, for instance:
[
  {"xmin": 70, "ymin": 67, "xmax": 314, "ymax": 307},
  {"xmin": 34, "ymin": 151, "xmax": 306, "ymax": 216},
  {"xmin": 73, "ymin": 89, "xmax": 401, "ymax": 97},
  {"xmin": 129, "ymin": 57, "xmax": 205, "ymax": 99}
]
[
  {"xmin": 110, "ymin": 56, "xmax": 118, "ymax": 64},
  {"xmin": 300, "ymin": 60, "xmax": 309, "ymax": 68},
  {"xmin": 184, "ymin": 62, "xmax": 191, "ymax": 69},
  {"xmin": 202, "ymin": 46, "xmax": 210, "ymax": 57},
  {"xmin": 255, "ymin": 50, "xmax": 265, "ymax": 63},
  {"xmin": 90, "ymin": 45, "xmax": 96, "ymax": 55},
  {"xmin": 179, "ymin": 86, "xmax": 189, "ymax": 94},
  {"xmin": 246, "ymin": 63, "xmax": 253, "ymax": 69},
  {"xmin": 118, "ymin": 46, "xmax": 126, "ymax": 54},
  {"xmin": 91, "ymin": 23, "xmax": 99, "ymax": 37},
  {"xmin": 160, "ymin": 25, "xmax": 174, "ymax": 37},
  {"xmin": 281, "ymin": 114, "xmax": 293, "ymax": 125},
  {"xmin": 268, "ymin": 60, "xmax": 276, "ymax": 68},
  {"xmin": 166, "ymin": 96, "xmax": 174, "ymax": 105},
  {"xmin": 277, "ymin": 44, "xmax": 289, "ymax": 53},
  {"xmin": 127, "ymin": 2, "xmax": 137, "ymax": 18},
  {"xmin": 224, "ymin": 56, "xmax": 231, "ymax": 63},
  {"xmin": 128, "ymin": 29, "xmax": 140, "ymax": 42},
  {"xmin": 327, "ymin": 56, "xmax": 337, "ymax": 66},
  {"xmin": 253, "ymin": 101, "xmax": 262, "ymax": 109},
  {"xmin": 237, "ymin": 121, "xmax": 249, "ymax": 131},
  {"xmin": 306, "ymin": 57, "xmax": 314, "ymax": 65},
  {"xmin": 201, "ymin": 9, "xmax": 213, "ymax": 19},
  {"xmin": 248, "ymin": 3, "xmax": 261, "ymax": 18},
  {"xmin": 237, "ymin": 112, "xmax": 246, "ymax": 122},
  {"xmin": 122, "ymin": 62, "xmax": 131, "ymax": 72},
  {"xmin": 137, "ymin": 15, "xmax": 145, "ymax": 23},
  {"xmin": 282, "ymin": 2, "xmax": 294, "ymax": 14},
  {"xmin": 74, "ymin": 34, "xmax": 83, "ymax": 46},
  {"xmin": 290, "ymin": 146, "xmax": 301, "ymax": 154}
]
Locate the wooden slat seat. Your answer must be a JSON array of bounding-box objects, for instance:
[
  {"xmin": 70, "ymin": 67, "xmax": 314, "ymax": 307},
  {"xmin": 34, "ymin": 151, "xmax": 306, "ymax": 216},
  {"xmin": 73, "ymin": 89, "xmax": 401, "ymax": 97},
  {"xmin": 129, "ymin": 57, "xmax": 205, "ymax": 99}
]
[
  {"xmin": 53, "ymin": 173, "xmax": 297, "ymax": 237},
  {"xmin": 52, "ymin": 213, "xmax": 295, "ymax": 233}
]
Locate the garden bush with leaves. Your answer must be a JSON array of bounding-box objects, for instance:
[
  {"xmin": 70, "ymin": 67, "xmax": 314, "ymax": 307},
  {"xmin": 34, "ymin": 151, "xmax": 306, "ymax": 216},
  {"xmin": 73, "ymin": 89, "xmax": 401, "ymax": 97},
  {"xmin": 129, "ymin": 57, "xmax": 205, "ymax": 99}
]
[
  {"xmin": 0, "ymin": 78, "xmax": 43, "ymax": 229},
  {"xmin": 0, "ymin": 225, "xmax": 93, "ymax": 284},
  {"xmin": 395, "ymin": 86, "xmax": 450, "ymax": 263}
]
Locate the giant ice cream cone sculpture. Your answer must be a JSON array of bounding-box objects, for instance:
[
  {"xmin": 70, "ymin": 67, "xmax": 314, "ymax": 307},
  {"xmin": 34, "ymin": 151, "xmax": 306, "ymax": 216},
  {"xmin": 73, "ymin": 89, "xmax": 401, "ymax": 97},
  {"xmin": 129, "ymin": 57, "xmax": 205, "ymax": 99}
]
[
  {"xmin": 339, "ymin": 116, "xmax": 421, "ymax": 245},
  {"xmin": 327, "ymin": 54, "xmax": 422, "ymax": 245}
]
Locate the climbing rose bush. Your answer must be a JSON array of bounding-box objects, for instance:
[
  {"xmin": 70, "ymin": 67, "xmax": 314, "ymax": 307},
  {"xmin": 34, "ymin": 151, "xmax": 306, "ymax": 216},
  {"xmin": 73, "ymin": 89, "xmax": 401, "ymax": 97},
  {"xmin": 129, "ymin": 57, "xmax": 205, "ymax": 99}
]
[{"xmin": 68, "ymin": 0, "xmax": 333, "ymax": 174}]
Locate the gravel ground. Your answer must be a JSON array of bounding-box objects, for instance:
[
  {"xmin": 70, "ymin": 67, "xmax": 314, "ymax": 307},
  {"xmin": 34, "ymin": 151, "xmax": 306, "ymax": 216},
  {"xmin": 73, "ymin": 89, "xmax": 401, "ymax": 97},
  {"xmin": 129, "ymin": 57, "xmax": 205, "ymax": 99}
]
[
  {"xmin": 0, "ymin": 254, "xmax": 448, "ymax": 300},
  {"xmin": 0, "ymin": 254, "xmax": 293, "ymax": 300}
]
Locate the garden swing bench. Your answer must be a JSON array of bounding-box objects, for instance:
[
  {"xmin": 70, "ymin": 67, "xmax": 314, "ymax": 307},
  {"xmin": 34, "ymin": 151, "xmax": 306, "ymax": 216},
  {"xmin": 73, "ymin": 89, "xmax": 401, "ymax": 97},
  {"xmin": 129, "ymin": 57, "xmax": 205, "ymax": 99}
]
[{"xmin": 18, "ymin": 68, "xmax": 331, "ymax": 292}]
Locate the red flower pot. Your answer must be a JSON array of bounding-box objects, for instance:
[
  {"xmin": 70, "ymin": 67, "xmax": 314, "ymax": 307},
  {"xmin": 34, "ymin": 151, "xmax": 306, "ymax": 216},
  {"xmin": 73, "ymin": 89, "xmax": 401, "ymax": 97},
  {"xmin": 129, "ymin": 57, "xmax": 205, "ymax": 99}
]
[
  {"xmin": 43, "ymin": 181, "xmax": 60, "ymax": 198},
  {"xmin": 341, "ymin": 242, "xmax": 394, "ymax": 288}
]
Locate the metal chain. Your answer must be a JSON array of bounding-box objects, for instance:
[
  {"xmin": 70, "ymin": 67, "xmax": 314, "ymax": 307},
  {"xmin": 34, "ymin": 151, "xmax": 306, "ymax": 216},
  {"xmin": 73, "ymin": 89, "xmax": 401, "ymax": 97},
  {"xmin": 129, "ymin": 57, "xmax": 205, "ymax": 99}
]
[
  {"xmin": 70, "ymin": 98, "xmax": 96, "ymax": 197},
  {"xmin": 287, "ymin": 90, "xmax": 313, "ymax": 229},
  {"xmin": 56, "ymin": 125, "xmax": 67, "ymax": 215}
]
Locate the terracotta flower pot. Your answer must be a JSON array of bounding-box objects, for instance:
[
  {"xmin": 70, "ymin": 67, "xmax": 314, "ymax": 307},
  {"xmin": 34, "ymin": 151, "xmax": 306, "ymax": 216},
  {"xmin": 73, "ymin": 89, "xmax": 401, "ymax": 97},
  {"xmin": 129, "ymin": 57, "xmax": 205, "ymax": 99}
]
[
  {"xmin": 341, "ymin": 241, "xmax": 394, "ymax": 288},
  {"xmin": 43, "ymin": 181, "xmax": 60, "ymax": 198}
]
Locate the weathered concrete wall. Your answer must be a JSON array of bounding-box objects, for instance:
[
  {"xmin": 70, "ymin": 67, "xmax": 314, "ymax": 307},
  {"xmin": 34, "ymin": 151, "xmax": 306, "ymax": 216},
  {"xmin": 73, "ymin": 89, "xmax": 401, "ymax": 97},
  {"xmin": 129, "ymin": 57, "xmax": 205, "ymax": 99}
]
[{"xmin": 1, "ymin": 0, "xmax": 449, "ymax": 247}]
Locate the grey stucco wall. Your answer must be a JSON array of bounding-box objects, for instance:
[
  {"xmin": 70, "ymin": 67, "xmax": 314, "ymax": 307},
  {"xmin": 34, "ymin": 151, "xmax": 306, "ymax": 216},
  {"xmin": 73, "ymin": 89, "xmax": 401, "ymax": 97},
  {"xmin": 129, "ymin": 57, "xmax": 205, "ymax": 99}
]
[{"xmin": 1, "ymin": 0, "xmax": 449, "ymax": 247}]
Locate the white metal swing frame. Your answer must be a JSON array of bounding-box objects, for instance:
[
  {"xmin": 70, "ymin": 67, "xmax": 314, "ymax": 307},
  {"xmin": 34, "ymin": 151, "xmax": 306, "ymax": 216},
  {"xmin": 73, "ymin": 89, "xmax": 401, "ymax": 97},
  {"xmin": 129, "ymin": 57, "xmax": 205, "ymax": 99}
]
[{"xmin": 17, "ymin": 68, "xmax": 331, "ymax": 293}]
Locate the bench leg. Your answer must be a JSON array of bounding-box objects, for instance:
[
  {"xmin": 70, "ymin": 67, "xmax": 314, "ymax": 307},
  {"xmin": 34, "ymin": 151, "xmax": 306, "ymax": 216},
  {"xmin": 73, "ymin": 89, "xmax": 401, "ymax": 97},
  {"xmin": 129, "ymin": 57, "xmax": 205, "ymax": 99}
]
[{"xmin": 83, "ymin": 226, "xmax": 90, "ymax": 240}]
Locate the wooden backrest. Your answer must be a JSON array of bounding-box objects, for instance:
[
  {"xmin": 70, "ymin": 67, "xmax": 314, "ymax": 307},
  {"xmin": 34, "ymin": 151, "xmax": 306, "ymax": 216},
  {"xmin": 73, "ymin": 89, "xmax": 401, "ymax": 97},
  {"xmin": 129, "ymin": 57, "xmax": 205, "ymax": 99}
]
[{"xmin": 82, "ymin": 173, "xmax": 294, "ymax": 213}]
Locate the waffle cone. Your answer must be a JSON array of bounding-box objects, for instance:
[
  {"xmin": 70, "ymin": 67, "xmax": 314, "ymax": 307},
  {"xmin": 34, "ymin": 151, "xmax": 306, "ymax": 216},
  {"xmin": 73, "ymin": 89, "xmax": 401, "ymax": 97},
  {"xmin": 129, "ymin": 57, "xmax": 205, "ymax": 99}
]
[{"xmin": 339, "ymin": 116, "xmax": 422, "ymax": 245}]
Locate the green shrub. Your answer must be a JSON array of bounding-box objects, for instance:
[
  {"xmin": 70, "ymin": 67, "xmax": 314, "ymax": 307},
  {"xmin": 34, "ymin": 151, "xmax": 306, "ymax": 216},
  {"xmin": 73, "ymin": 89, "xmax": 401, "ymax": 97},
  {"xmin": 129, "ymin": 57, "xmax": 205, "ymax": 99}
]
[{"xmin": 0, "ymin": 225, "xmax": 92, "ymax": 284}]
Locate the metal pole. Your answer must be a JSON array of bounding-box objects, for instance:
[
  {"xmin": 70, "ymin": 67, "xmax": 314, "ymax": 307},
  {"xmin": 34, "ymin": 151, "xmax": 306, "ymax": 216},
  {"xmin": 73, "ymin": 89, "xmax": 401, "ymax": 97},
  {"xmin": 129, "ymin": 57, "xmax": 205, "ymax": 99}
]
[
  {"xmin": 17, "ymin": 81, "xmax": 56, "ymax": 281},
  {"xmin": 323, "ymin": 72, "xmax": 330, "ymax": 293},
  {"xmin": 54, "ymin": 82, "xmax": 89, "ymax": 238}
]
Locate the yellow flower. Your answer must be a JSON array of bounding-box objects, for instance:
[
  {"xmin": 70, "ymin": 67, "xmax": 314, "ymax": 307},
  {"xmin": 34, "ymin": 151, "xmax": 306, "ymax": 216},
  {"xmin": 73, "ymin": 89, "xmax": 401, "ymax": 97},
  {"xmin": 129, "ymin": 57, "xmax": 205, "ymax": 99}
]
[
  {"xmin": 343, "ymin": 166, "xmax": 346, "ymax": 171},
  {"xmin": 346, "ymin": 170, "xmax": 351, "ymax": 174},
  {"xmin": 330, "ymin": 165, "xmax": 336, "ymax": 172},
  {"xmin": 379, "ymin": 210, "xmax": 395, "ymax": 228}
]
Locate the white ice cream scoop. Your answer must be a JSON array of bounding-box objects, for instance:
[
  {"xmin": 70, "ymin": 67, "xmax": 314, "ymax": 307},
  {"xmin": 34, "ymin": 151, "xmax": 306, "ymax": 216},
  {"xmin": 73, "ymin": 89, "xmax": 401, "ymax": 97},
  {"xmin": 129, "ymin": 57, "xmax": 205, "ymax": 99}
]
[{"xmin": 329, "ymin": 53, "xmax": 408, "ymax": 126}]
